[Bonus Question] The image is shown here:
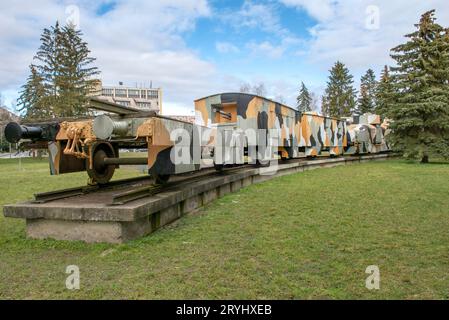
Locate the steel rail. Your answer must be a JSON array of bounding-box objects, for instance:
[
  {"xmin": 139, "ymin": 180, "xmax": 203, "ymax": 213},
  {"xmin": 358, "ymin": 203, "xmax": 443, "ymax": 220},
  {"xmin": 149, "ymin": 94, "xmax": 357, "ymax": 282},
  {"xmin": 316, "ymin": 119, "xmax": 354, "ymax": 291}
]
[
  {"xmin": 32, "ymin": 175, "xmax": 153, "ymax": 203},
  {"xmin": 109, "ymin": 169, "xmax": 232, "ymax": 206},
  {"xmin": 31, "ymin": 153, "xmax": 394, "ymax": 204}
]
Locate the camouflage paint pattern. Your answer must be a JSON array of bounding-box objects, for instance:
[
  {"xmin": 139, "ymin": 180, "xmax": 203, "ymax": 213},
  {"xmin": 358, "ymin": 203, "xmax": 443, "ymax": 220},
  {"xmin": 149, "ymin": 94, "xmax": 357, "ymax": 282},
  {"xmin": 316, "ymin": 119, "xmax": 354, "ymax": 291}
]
[
  {"xmin": 7, "ymin": 93, "xmax": 391, "ymax": 183},
  {"xmin": 195, "ymin": 93, "xmax": 348, "ymax": 162},
  {"xmin": 345, "ymin": 113, "xmax": 390, "ymax": 154}
]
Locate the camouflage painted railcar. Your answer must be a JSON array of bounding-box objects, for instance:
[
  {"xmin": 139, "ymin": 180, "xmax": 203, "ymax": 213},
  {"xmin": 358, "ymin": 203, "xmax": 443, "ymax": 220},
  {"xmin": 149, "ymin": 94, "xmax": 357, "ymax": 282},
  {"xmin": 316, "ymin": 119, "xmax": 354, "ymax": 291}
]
[
  {"xmin": 344, "ymin": 113, "xmax": 390, "ymax": 155},
  {"xmin": 4, "ymin": 98, "xmax": 207, "ymax": 184},
  {"xmin": 194, "ymin": 93, "xmax": 348, "ymax": 165},
  {"xmin": 4, "ymin": 94, "xmax": 390, "ymax": 185},
  {"xmin": 89, "ymin": 114, "xmax": 207, "ymax": 183}
]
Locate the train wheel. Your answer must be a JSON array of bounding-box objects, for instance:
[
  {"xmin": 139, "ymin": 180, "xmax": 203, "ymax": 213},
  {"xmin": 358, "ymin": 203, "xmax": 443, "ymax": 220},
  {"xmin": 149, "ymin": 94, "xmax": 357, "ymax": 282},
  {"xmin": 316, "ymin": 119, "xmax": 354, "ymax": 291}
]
[
  {"xmin": 213, "ymin": 163, "xmax": 224, "ymax": 172},
  {"xmin": 256, "ymin": 157, "xmax": 271, "ymax": 168},
  {"xmin": 87, "ymin": 143, "xmax": 116, "ymax": 184},
  {"xmin": 153, "ymin": 174, "xmax": 170, "ymax": 185}
]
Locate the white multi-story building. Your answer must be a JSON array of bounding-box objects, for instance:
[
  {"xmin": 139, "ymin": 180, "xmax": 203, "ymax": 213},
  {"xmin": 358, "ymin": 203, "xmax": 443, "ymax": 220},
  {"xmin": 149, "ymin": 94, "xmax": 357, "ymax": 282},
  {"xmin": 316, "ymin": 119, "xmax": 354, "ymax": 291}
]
[{"xmin": 93, "ymin": 81, "xmax": 162, "ymax": 114}]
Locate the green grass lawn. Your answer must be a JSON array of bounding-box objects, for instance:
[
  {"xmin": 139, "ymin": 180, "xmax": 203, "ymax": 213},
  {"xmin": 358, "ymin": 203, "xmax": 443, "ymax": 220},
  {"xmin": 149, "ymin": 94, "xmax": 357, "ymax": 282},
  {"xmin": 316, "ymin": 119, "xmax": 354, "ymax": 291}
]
[{"xmin": 0, "ymin": 157, "xmax": 448, "ymax": 299}]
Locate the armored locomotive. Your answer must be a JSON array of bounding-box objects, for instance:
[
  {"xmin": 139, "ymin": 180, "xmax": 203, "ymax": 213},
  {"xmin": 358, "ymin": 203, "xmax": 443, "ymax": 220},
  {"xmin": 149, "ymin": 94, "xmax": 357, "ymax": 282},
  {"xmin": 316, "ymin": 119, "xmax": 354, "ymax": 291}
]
[{"xmin": 4, "ymin": 93, "xmax": 390, "ymax": 184}]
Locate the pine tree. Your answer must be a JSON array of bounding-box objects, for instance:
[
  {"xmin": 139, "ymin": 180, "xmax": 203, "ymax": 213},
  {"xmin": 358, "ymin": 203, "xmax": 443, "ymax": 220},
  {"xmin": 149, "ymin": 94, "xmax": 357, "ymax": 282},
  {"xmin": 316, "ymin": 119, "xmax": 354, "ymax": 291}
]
[
  {"xmin": 320, "ymin": 95, "xmax": 328, "ymax": 116},
  {"xmin": 17, "ymin": 65, "xmax": 49, "ymax": 119},
  {"xmin": 321, "ymin": 61, "xmax": 357, "ymax": 117},
  {"xmin": 375, "ymin": 65, "xmax": 395, "ymax": 118},
  {"xmin": 389, "ymin": 10, "xmax": 449, "ymax": 163},
  {"xmin": 18, "ymin": 21, "xmax": 99, "ymax": 118},
  {"xmin": 33, "ymin": 21, "xmax": 63, "ymax": 116},
  {"xmin": 356, "ymin": 69, "xmax": 377, "ymax": 115},
  {"xmin": 296, "ymin": 82, "xmax": 312, "ymax": 113},
  {"xmin": 58, "ymin": 23, "xmax": 100, "ymax": 116}
]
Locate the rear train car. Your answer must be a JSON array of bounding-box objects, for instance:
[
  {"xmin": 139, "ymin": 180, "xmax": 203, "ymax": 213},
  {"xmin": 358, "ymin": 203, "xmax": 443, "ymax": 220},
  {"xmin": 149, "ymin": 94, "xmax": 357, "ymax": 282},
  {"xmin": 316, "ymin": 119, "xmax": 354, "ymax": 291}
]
[
  {"xmin": 194, "ymin": 93, "xmax": 348, "ymax": 165},
  {"xmin": 344, "ymin": 113, "xmax": 390, "ymax": 155}
]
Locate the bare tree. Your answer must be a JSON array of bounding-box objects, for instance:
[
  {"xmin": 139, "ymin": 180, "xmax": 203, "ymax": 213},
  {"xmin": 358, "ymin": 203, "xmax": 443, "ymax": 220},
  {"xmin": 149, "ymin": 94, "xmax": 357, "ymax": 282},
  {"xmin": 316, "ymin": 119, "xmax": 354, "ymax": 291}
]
[
  {"xmin": 239, "ymin": 81, "xmax": 268, "ymax": 97},
  {"xmin": 274, "ymin": 94, "xmax": 286, "ymax": 104},
  {"xmin": 239, "ymin": 82, "xmax": 251, "ymax": 93},
  {"xmin": 252, "ymin": 82, "xmax": 267, "ymax": 97},
  {"xmin": 310, "ymin": 92, "xmax": 320, "ymax": 112}
]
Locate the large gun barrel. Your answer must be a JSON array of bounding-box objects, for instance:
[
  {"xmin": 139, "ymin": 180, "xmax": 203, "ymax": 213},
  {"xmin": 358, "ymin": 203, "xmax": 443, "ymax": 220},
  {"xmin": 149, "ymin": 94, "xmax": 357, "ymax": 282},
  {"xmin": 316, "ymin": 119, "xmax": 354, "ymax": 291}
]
[
  {"xmin": 4, "ymin": 122, "xmax": 43, "ymax": 143},
  {"xmin": 4, "ymin": 121, "xmax": 60, "ymax": 144}
]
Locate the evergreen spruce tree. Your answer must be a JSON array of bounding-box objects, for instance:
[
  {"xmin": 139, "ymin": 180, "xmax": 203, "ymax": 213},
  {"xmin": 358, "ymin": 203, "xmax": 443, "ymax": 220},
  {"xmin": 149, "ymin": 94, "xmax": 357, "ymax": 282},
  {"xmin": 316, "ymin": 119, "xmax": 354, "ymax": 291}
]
[
  {"xmin": 18, "ymin": 21, "xmax": 99, "ymax": 118},
  {"xmin": 375, "ymin": 65, "xmax": 395, "ymax": 118},
  {"xmin": 321, "ymin": 61, "xmax": 357, "ymax": 117},
  {"xmin": 17, "ymin": 65, "xmax": 48, "ymax": 119},
  {"xmin": 296, "ymin": 82, "xmax": 312, "ymax": 113},
  {"xmin": 58, "ymin": 23, "xmax": 100, "ymax": 116},
  {"xmin": 34, "ymin": 21, "xmax": 63, "ymax": 116},
  {"xmin": 320, "ymin": 95, "xmax": 328, "ymax": 116},
  {"xmin": 356, "ymin": 69, "xmax": 377, "ymax": 115},
  {"xmin": 389, "ymin": 10, "xmax": 449, "ymax": 163}
]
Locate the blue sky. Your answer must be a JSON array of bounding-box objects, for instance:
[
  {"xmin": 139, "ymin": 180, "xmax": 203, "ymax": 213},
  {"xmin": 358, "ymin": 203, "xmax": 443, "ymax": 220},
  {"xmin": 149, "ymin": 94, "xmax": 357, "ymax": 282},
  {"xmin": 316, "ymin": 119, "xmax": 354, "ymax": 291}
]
[
  {"xmin": 185, "ymin": 1, "xmax": 320, "ymax": 84},
  {"xmin": 1, "ymin": 0, "xmax": 448, "ymax": 114}
]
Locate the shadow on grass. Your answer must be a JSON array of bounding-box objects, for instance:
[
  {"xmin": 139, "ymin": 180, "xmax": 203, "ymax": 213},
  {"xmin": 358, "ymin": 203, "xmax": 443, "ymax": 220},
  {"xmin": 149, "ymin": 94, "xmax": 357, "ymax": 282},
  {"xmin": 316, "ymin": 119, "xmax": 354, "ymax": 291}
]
[{"xmin": 399, "ymin": 158, "xmax": 449, "ymax": 166}]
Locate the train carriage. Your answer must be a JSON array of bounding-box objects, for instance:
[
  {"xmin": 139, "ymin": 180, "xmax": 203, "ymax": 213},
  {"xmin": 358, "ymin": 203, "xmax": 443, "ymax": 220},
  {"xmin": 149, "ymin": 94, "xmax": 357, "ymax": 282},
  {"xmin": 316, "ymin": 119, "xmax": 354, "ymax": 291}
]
[
  {"xmin": 4, "ymin": 98, "xmax": 208, "ymax": 184},
  {"xmin": 194, "ymin": 93, "xmax": 348, "ymax": 165},
  {"xmin": 344, "ymin": 113, "xmax": 390, "ymax": 155}
]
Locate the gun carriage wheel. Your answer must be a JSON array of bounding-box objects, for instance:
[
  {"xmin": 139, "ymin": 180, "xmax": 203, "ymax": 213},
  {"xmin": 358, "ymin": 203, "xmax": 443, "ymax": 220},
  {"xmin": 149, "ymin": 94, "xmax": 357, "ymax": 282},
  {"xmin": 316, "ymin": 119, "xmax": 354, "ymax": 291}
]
[
  {"xmin": 87, "ymin": 142, "xmax": 116, "ymax": 184},
  {"xmin": 153, "ymin": 174, "xmax": 170, "ymax": 185}
]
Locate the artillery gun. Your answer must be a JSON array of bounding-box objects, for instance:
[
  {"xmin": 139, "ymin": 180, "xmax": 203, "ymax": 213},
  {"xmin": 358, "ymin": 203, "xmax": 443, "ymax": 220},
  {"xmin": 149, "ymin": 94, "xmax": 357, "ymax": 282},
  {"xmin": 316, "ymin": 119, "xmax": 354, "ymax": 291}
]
[{"xmin": 4, "ymin": 98, "xmax": 204, "ymax": 184}]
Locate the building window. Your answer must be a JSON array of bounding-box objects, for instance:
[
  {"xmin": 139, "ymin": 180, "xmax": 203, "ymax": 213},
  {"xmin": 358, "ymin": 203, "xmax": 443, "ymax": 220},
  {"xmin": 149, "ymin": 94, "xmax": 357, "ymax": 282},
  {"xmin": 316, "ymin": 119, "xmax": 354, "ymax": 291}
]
[
  {"xmin": 115, "ymin": 89, "xmax": 127, "ymax": 97},
  {"xmin": 140, "ymin": 91, "xmax": 147, "ymax": 99},
  {"xmin": 147, "ymin": 90, "xmax": 158, "ymax": 99},
  {"xmin": 137, "ymin": 102, "xmax": 151, "ymax": 108},
  {"xmin": 116, "ymin": 100, "xmax": 130, "ymax": 106},
  {"xmin": 102, "ymin": 88, "xmax": 114, "ymax": 96},
  {"xmin": 128, "ymin": 89, "xmax": 140, "ymax": 98}
]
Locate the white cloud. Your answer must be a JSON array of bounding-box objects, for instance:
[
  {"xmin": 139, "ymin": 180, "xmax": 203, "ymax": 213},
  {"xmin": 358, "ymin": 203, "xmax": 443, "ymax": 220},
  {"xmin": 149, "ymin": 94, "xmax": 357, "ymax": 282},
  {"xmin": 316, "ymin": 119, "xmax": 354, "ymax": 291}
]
[
  {"xmin": 280, "ymin": 0, "xmax": 335, "ymax": 22},
  {"xmin": 246, "ymin": 35, "xmax": 303, "ymax": 59},
  {"xmin": 247, "ymin": 41, "xmax": 285, "ymax": 59},
  {"xmin": 3, "ymin": 0, "xmax": 449, "ymax": 113},
  {"xmin": 0, "ymin": 0, "xmax": 216, "ymax": 114},
  {"xmin": 299, "ymin": 0, "xmax": 449, "ymax": 76},
  {"xmin": 162, "ymin": 101, "xmax": 195, "ymax": 116},
  {"xmin": 219, "ymin": 1, "xmax": 304, "ymax": 59},
  {"xmin": 221, "ymin": 0, "xmax": 290, "ymax": 37},
  {"xmin": 215, "ymin": 42, "xmax": 240, "ymax": 54}
]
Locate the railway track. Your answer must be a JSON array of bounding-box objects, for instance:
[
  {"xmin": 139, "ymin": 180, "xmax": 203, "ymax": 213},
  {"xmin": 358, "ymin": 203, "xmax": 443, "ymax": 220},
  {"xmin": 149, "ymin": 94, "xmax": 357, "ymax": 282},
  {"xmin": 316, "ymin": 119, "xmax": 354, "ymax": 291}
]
[
  {"xmin": 32, "ymin": 166, "xmax": 244, "ymax": 205},
  {"xmin": 108, "ymin": 164, "xmax": 255, "ymax": 205},
  {"xmin": 32, "ymin": 175, "xmax": 154, "ymax": 203},
  {"xmin": 32, "ymin": 154, "xmax": 389, "ymax": 206}
]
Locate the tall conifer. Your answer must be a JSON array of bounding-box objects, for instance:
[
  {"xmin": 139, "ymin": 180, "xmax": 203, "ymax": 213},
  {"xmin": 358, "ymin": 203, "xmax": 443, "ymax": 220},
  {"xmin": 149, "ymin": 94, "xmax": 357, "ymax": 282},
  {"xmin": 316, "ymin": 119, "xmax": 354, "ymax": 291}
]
[
  {"xmin": 322, "ymin": 61, "xmax": 357, "ymax": 117},
  {"xmin": 389, "ymin": 10, "xmax": 449, "ymax": 163},
  {"xmin": 17, "ymin": 65, "xmax": 48, "ymax": 119},
  {"xmin": 375, "ymin": 65, "xmax": 394, "ymax": 118},
  {"xmin": 296, "ymin": 82, "xmax": 312, "ymax": 113},
  {"xmin": 357, "ymin": 69, "xmax": 377, "ymax": 115},
  {"xmin": 18, "ymin": 22, "xmax": 99, "ymax": 118}
]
